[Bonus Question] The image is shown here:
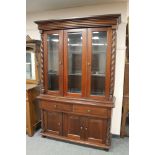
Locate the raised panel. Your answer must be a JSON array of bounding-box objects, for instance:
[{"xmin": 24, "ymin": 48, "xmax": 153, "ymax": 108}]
[
  {"xmin": 44, "ymin": 111, "xmax": 62, "ymax": 135},
  {"xmin": 63, "ymin": 114, "xmax": 85, "ymax": 140},
  {"xmin": 86, "ymin": 117, "xmax": 107, "ymax": 144}
]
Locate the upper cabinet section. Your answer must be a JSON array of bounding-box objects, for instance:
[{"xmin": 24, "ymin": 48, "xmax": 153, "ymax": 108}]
[
  {"xmin": 26, "ymin": 39, "xmax": 41, "ymax": 84},
  {"xmin": 35, "ymin": 14, "xmax": 121, "ymax": 100}
]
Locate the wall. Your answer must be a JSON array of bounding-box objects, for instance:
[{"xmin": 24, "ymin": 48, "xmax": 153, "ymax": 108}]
[{"xmin": 26, "ymin": 2, "xmax": 128, "ymax": 135}]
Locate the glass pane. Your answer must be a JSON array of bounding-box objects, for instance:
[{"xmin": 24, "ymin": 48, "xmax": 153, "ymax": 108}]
[
  {"xmin": 48, "ymin": 34, "xmax": 59, "ymax": 91},
  {"xmin": 91, "ymin": 31, "xmax": 107, "ymax": 95},
  {"xmin": 68, "ymin": 32, "xmax": 82, "ymax": 93},
  {"xmin": 26, "ymin": 49, "xmax": 36, "ymax": 80}
]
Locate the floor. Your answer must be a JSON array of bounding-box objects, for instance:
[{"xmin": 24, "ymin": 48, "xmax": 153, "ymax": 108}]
[{"xmin": 26, "ymin": 130, "xmax": 129, "ymax": 155}]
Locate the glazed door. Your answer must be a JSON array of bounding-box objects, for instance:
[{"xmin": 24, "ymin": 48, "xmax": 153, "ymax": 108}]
[
  {"xmin": 44, "ymin": 30, "xmax": 63, "ymax": 95},
  {"xmin": 64, "ymin": 29, "xmax": 87, "ymax": 98},
  {"xmin": 87, "ymin": 28, "xmax": 112, "ymax": 100},
  {"xmin": 63, "ymin": 114, "xmax": 85, "ymax": 140},
  {"xmin": 85, "ymin": 117, "xmax": 107, "ymax": 144},
  {"xmin": 43, "ymin": 111, "xmax": 62, "ymax": 135}
]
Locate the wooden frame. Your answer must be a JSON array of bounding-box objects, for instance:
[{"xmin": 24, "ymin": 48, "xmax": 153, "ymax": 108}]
[
  {"xmin": 26, "ymin": 40, "xmax": 41, "ymax": 84},
  {"xmin": 35, "ymin": 14, "xmax": 121, "ymax": 150},
  {"xmin": 44, "ymin": 30, "xmax": 64, "ymax": 96},
  {"xmin": 87, "ymin": 28, "xmax": 112, "ymax": 100}
]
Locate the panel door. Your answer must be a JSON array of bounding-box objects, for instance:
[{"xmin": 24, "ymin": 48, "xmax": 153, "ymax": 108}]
[
  {"xmin": 87, "ymin": 28, "xmax": 112, "ymax": 100},
  {"xmin": 64, "ymin": 29, "xmax": 87, "ymax": 98},
  {"xmin": 44, "ymin": 30, "xmax": 64, "ymax": 95},
  {"xmin": 63, "ymin": 114, "xmax": 85, "ymax": 140},
  {"xmin": 85, "ymin": 117, "xmax": 107, "ymax": 144},
  {"xmin": 43, "ymin": 111, "xmax": 62, "ymax": 135}
]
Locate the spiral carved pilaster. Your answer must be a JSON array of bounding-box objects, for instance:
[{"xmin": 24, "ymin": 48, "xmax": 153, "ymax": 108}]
[
  {"xmin": 106, "ymin": 119, "xmax": 112, "ymax": 146},
  {"xmin": 40, "ymin": 32, "xmax": 45, "ymax": 94},
  {"xmin": 110, "ymin": 30, "xmax": 117, "ymax": 95}
]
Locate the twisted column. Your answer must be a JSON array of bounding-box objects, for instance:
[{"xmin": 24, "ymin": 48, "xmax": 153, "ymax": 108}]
[
  {"xmin": 106, "ymin": 119, "xmax": 112, "ymax": 146},
  {"xmin": 40, "ymin": 31, "xmax": 45, "ymax": 94},
  {"xmin": 110, "ymin": 30, "xmax": 117, "ymax": 95}
]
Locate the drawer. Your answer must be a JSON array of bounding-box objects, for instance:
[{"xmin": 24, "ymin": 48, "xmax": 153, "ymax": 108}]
[
  {"xmin": 40, "ymin": 101, "xmax": 73, "ymax": 112},
  {"xmin": 73, "ymin": 105, "xmax": 108, "ymax": 117}
]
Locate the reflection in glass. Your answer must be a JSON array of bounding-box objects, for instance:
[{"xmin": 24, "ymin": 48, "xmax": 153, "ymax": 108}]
[
  {"xmin": 91, "ymin": 31, "xmax": 107, "ymax": 95},
  {"xmin": 48, "ymin": 34, "xmax": 59, "ymax": 91},
  {"xmin": 68, "ymin": 32, "xmax": 82, "ymax": 93},
  {"xmin": 26, "ymin": 49, "xmax": 36, "ymax": 80}
]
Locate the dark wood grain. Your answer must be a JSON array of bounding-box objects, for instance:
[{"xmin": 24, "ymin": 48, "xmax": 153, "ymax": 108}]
[
  {"xmin": 35, "ymin": 14, "xmax": 120, "ymax": 150},
  {"xmin": 26, "ymin": 39, "xmax": 41, "ymax": 136},
  {"xmin": 26, "ymin": 84, "xmax": 41, "ymax": 136}
]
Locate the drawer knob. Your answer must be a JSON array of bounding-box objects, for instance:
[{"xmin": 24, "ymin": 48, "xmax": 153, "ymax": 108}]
[
  {"xmin": 80, "ymin": 126, "xmax": 83, "ymax": 130},
  {"xmin": 87, "ymin": 109, "xmax": 91, "ymax": 113},
  {"xmin": 59, "ymin": 61, "xmax": 62, "ymax": 65},
  {"xmin": 58, "ymin": 122, "xmax": 61, "ymax": 126},
  {"xmin": 85, "ymin": 127, "xmax": 88, "ymax": 131},
  {"xmin": 54, "ymin": 105, "xmax": 57, "ymax": 108}
]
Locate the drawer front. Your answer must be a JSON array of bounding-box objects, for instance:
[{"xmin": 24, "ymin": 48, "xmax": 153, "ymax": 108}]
[
  {"xmin": 73, "ymin": 105, "xmax": 108, "ymax": 117},
  {"xmin": 40, "ymin": 101, "xmax": 73, "ymax": 112}
]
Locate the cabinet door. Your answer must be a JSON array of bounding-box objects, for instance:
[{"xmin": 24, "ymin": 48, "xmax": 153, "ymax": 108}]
[
  {"xmin": 85, "ymin": 117, "xmax": 107, "ymax": 144},
  {"xmin": 87, "ymin": 28, "xmax": 112, "ymax": 99},
  {"xmin": 64, "ymin": 29, "xmax": 87, "ymax": 97},
  {"xmin": 44, "ymin": 30, "xmax": 63, "ymax": 95},
  {"xmin": 43, "ymin": 111, "xmax": 62, "ymax": 135},
  {"xmin": 63, "ymin": 114, "xmax": 85, "ymax": 140}
]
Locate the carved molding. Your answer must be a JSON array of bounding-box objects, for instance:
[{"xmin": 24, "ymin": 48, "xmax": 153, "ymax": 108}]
[
  {"xmin": 110, "ymin": 30, "xmax": 117, "ymax": 95},
  {"xmin": 35, "ymin": 14, "xmax": 121, "ymax": 31}
]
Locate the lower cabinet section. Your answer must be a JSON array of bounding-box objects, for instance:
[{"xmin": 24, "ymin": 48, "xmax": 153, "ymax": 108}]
[
  {"xmin": 63, "ymin": 114, "xmax": 107, "ymax": 144},
  {"xmin": 40, "ymin": 100, "xmax": 112, "ymax": 149}
]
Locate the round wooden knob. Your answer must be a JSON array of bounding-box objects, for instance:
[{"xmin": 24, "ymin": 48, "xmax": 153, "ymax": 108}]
[
  {"xmin": 54, "ymin": 105, "xmax": 57, "ymax": 108},
  {"xmin": 59, "ymin": 61, "xmax": 62, "ymax": 65},
  {"xmin": 87, "ymin": 110, "xmax": 91, "ymax": 112},
  {"xmin": 80, "ymin": 126, "xmax": 83, "ymax": 130},
  {"xmin": 85, "ymin": 127, "xmax": 88, "ymax": 131}
]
